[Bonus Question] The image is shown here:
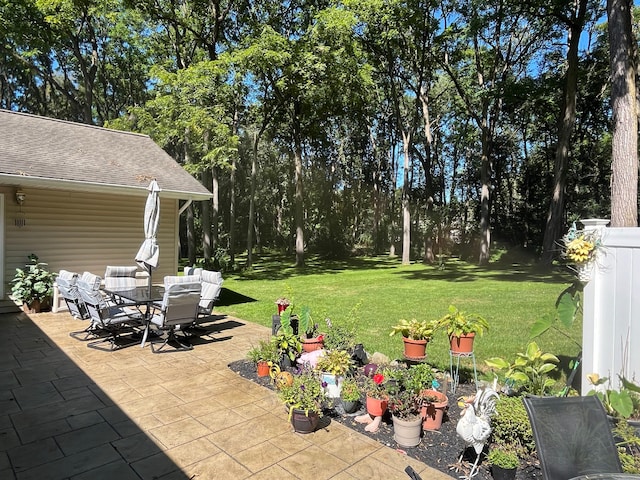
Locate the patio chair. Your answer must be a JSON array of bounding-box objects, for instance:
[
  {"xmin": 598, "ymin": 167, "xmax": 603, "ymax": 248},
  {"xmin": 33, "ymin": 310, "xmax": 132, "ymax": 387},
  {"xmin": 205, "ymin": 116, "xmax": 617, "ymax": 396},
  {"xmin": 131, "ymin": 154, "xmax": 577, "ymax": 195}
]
[
  {"xmin": 104, "ymin": 265, "xmax": 138, "ymax": 305},
  {"xmin": 198, "ymin": 270, "xmax": 224, "ymax": 317},
  {"xmin": 78, "ymin": 272, "xmax": 143, "ymax": 351},
  {"xmin": 149, "ymin": 276, "xmax": 202, "ymax": 353},
  {"xmin": 57, "ymin": 270, "xmax": 88, "ymax": 320},
  {"xmin": 522, "ymin": 395, "xmax": 622, "ymax": 480}
]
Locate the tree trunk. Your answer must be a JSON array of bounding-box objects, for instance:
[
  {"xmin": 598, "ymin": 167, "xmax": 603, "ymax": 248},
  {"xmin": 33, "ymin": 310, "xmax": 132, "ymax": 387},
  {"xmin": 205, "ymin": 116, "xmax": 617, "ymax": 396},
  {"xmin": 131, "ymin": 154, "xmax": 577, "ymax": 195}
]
[
  {"xmin": 541, "ymin": 0, "xmax": 588, "ymax": 264},
  {"xmin": 246, "ymin": 131, "xmax": 259, "ymax": 268},
  {"xmin": 211, "ymin": 167, "xmax": 219, "ymax": 250},
  {"xmin": 293, "ymin": 101, "xmax": 305, "ymax": 267},
  {"xmin": 187, "ymin": 204, "xmax": 196, "ymax": 266},
  {"xmin": 608, "ymin": 0, "xmax": 638, "ymax": 227},
  {"xmin": 201, "ymin": 170, "xmax": 212, "ymax": 263},
  {"xmin": 419, "ymin": 85, "xmax": 435, "ymax": 264},
  {"xmin": 184, "ymin": 140, "xmax": 196, "ymax": 266},
  {"xmin": 401, "ymin": 130, "xmax": 412, "ymax": 265},
  {"xmin": 229, "ymin": 155, "xmax": 236, "ymax": 265},
  {"xmin": 478, "ymin": 127, "xmax": 491, "ymax": 265},
  {"xmin": 229, "ymin": 107, "xmax": 239, "ymax": 264}
]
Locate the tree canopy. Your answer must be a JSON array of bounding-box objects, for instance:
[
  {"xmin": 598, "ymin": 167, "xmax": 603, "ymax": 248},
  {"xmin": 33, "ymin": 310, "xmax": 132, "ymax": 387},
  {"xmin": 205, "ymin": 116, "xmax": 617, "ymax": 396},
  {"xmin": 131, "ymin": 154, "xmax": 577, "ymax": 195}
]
[{"xmin": 2, "ymin": 0, "xmax": 638, "ymax": 267}]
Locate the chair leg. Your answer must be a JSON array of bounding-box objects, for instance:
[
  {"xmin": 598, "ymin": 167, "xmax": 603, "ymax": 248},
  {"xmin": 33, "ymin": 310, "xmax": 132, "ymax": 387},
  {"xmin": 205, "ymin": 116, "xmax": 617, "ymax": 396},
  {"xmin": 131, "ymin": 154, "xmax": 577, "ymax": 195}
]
[
  {"xmin": 151, "ymin": 329, "xmax": 193, "ymax": 353},
  {"xmin": 86, "ymin": 326, "xmax": 137, "ymax": 351},
  {"xmin": 69, "ymin": 323, "xmax": 107, "ymax": 341}
]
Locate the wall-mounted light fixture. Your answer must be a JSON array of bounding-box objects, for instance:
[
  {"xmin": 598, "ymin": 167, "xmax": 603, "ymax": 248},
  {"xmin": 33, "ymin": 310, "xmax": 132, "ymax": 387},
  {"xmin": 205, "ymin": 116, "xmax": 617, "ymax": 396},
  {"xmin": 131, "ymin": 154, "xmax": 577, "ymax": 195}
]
[{"xmin": 16, "ymin": 190, "xmax": 26, "ymax": 206}]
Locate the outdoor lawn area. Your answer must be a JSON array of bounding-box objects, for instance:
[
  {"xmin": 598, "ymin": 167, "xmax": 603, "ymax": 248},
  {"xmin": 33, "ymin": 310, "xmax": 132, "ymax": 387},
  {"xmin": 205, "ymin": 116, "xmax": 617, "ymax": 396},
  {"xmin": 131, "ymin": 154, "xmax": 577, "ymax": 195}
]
[{"xmin": 214, "ymin": 254, "xmax": 581, "ymax": 382}]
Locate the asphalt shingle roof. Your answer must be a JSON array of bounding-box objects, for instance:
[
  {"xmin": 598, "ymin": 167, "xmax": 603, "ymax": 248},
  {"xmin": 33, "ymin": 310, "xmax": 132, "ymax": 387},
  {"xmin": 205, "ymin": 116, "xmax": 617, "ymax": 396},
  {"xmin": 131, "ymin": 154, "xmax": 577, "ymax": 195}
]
[{"xmin": 0, "ymin": 109, "xmax": 212, "ymax": 200}]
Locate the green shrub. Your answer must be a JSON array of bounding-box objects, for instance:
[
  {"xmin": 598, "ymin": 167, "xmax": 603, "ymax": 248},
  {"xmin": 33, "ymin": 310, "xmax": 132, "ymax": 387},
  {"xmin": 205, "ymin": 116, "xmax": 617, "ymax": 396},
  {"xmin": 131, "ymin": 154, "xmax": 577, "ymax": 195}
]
[{"xmin": 491, "ymin": 395, "xmax": 535, "ymax": 457}]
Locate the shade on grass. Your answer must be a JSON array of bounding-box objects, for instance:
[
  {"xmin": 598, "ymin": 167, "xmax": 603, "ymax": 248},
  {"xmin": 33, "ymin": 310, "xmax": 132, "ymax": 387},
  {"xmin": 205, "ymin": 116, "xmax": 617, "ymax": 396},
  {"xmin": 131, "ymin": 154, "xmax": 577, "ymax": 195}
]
[{"xmin": 216, "ymin": 255, "xmax": 581, "ymax": 384}]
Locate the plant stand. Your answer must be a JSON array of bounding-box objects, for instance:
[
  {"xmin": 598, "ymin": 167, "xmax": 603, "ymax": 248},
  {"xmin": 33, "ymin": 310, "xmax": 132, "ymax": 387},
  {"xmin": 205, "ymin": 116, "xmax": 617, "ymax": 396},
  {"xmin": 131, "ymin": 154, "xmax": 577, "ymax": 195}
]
[{"xmin": 449, "ymin": 350, "xmax": 478, "ymax": 393}]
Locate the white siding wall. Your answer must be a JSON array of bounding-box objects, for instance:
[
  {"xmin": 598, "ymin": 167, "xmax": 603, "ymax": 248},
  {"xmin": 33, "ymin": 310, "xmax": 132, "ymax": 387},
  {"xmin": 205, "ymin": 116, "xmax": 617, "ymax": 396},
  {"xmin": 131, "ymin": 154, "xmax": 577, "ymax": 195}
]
[
  {"xmin": 2, "ymin": 186, "xmax": 179, "ymax": 297},
  {"xmin": 582, "ymin": 225, "xmax": 640, "ymax": 393}
]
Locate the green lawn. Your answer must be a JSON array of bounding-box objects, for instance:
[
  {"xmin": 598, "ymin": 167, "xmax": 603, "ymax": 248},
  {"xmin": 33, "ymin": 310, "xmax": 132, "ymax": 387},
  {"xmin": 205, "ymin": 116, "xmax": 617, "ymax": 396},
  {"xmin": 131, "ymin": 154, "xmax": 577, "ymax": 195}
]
[{"xmin": 215, "ymin": 254, "xmax": 582, "ymax": 379}]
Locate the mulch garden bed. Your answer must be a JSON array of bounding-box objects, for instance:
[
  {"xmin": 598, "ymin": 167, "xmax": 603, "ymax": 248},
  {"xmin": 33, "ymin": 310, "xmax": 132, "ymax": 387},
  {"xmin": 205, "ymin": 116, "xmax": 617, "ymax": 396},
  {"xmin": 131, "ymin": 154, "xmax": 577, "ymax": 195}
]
[{"xmin": 228, "ymin": 359, "xmax": 543, "ymax": 480}]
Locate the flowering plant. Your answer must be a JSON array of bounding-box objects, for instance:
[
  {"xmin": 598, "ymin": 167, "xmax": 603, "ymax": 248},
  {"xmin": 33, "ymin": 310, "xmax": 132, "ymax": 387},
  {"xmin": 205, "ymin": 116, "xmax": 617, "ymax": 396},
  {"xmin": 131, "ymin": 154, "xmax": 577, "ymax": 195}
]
[
  {"xmin": 562, "ymin": 223, "xmax": 600, "ymax": 265},
  {"xmin": 275, "ymin": 297, "xmax": 291, "ymax": 307},
  {"xmin": 388, "ymin": 389, "xmax": 423, "ymax": 419},
  {"xmin": 278, "ymin": 367, "xmax": 327, "ymax": 417},
  {"xmin": 362, "ymin": 372, "xmax": 388, "ymax": 399}
]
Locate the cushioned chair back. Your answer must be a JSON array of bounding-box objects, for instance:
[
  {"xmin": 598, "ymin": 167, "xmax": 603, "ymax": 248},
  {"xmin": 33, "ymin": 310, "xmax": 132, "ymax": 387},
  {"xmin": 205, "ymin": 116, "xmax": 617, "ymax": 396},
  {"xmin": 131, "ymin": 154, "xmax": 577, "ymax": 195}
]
[
  {"xmin": 104, "ymin": 266, "xmax": 138, "ymax": 290},
  {"xmin": 57, "ymin": 270, "xmax": 87, "ymax": 319},
  {"xmin": 159, "ymin": 276, "xmax": 202, "ymax": 327},
  {"xmin": 199, "ymin": 270, "xmax": 224, "ymax": 312},
  {"xmin": 522, "ymin": 395, "xmax": 622, "ymax": 480},
  {"xmin": 77, "ymin": 273, "xmax": 107, "ymax": 323}
]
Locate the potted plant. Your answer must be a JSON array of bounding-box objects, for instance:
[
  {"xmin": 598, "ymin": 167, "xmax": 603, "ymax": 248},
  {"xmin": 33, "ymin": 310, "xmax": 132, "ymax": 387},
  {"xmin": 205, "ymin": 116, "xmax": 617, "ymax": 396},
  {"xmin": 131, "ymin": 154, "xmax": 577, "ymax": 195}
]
[
  {"xmin": 323, "ymin": 302, "xmax": 360, "ymax": 353},
  {"xmin": 275, "ymin": 296, "xmax": 291, "ymax": 315},
  {"xmin": 421, "ymin": 389, "xmax": 449, "ymax": 431},
  {"xmin": 278, "ymin": 367, "xmax": 327, "ymax": 433},
  {"xmin": 389, "ymin": 318, "xmax": 438, "ymax": 360},
  {"xmin": 587, "ymin": 373, "xmax": 640, "ymax": 430},
  {"xmin": 363, "ymin": 372, "xmax": 389, "ymax": 417},
  {"xmin": 247, "ymin": 339, "xmax": 279, "ymax": 377},
  {"xmin": 271, "ymin": 332, "xmax": 302, "ymax": 369},
  {"xmin": 436, "ymin": 305, "xmax": 489, "ymax": 354},
  {"xmin": 388, "ymin": 388, "xmax": 423, "ymax": 448},
  {"xmin": 405, "ymin": 363, "xmax": 437, "ymax": 394},
  {"xmin": 340, "ymin": 377, "xmax": 361, "ymax": 414},
  {"xmin": 11, "ymin": 254, "xmax": 57, "ymax": 313},
  {"xmin": 296, "ymin": 305, "xmax": 324, "ymax": 352},
  {"xmin": 315, "ymin": 349, "xmax": 354, "ymax": 398},
  {"xmin": 487, "ymin": 446, "xmax": 519, "ymax": 480}
]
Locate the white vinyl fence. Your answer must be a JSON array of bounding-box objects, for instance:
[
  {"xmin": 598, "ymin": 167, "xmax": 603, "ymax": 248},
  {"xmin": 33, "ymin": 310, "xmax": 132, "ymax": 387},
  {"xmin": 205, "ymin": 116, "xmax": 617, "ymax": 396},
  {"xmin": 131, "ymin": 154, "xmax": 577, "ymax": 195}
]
[{"xmin": 581, "ymin": 219, "xmax": 640, "ymax": 394}]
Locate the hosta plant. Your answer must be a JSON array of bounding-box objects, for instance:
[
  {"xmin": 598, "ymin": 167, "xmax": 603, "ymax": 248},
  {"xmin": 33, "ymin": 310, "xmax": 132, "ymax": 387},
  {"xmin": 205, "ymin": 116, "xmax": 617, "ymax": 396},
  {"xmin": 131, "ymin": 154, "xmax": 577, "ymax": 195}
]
[{"xmin": 485, "ymin": 341, "xmax": 559, "ymax": 396}]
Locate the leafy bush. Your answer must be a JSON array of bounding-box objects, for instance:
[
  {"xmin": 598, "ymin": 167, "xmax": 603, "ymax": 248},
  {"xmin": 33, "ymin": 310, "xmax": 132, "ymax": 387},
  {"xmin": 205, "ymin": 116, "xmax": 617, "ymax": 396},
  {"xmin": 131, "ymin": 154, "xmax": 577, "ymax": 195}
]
[
  {"xmin": 11, "ymin": 254, "xmax": 56, "ymax": 306},
  {"xmin": 612, "ymin": 419, "xmax": 640, "ymax": 473},
  {"xmin": 490, "ymin": 395, "xmax": 535, "ymax": 457},
  {"xmin": 485, "ymin": 342, "xmax": 559, "ymax": 396}
]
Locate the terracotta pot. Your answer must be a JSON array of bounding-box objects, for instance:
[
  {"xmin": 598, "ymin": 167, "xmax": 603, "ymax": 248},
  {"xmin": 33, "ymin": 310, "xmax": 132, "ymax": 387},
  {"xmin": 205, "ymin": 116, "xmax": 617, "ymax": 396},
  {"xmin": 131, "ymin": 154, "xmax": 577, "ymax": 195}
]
[
  {"xmin": 366, "ymin": 395, "xmax": 388, "ymax": 417},
  {"xmin": 290, "ymin": 408, "xmax": 320, "ymax": 434},
  {"xmin": 22, "ymin": 299, "xmax": 42, "ymax": 314},
  {"xmin": 392, "ymin": 414, "xmax": 423, "ymax": 448},
  {"xmin": 256, "ymin": 361, "xmax": 270, "ymax": 377},
  {"xmin": 302, "ymin": 336, "xmax": 324, "ymax": 353},
  {"xmin": 421, "ymin": 389, "xmax": 448, "ymax": 431},
  {"xmin": 402, "ymin": 337, "xmax": 428, "ymax": 360},
  {"xmin": 450, "ymin": 333, "xmax": 475, "ymax": 354}
]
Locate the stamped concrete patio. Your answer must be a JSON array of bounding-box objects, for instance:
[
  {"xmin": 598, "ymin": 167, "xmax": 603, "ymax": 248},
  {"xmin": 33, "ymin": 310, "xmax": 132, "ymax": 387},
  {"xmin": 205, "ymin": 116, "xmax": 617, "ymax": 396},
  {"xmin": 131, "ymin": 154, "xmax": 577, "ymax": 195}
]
[{"xmin": 0, "ymin": 303, "xmax": 455, "ymax": 479}]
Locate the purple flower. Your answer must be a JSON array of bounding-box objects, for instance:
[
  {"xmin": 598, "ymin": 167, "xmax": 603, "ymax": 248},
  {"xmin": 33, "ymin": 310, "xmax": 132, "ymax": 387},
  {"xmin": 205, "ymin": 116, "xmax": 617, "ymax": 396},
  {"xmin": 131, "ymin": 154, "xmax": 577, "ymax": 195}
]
[{"xmin": 321, "ymin": 381, "xmax": 328, "ymax": 388}]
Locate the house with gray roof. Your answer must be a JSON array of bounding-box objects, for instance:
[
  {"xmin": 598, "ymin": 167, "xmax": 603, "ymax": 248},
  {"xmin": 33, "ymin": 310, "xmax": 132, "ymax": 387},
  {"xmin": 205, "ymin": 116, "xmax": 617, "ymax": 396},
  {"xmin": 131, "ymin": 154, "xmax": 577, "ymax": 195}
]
[{"xmin": 0, "ymin": 109, "xmax": 212, "ymax": 301}]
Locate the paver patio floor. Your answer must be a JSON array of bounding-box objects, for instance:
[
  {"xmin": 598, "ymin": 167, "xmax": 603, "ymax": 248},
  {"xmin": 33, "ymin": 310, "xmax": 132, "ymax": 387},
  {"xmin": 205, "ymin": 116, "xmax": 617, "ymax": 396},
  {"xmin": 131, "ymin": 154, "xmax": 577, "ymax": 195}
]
[{"xmin": 0, "ymin": 302, "xmax": 455, "ymax": 479}]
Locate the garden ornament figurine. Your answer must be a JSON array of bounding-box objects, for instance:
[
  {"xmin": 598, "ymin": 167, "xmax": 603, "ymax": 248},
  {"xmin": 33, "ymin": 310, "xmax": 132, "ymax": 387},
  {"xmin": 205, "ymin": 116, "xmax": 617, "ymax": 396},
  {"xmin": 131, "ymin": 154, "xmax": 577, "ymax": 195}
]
[{"xmin": 453, "ymin": 384, "xmax": 499, "ymax": 479}]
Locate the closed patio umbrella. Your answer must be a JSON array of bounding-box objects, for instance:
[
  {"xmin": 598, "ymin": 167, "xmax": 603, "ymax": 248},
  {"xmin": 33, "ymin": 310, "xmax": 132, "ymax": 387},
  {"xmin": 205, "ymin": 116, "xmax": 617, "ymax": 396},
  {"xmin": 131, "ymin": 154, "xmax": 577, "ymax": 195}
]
[{"xmin": 135, "ymin": 180, "xmax": 161, "ymax": 289}]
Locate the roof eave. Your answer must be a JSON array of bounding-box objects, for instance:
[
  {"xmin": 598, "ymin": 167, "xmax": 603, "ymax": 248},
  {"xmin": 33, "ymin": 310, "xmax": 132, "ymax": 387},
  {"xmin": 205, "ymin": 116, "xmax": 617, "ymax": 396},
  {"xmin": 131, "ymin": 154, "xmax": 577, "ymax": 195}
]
[{"xmin": 0, "ymin": 174, "xmax": 212, "ymax": 201}]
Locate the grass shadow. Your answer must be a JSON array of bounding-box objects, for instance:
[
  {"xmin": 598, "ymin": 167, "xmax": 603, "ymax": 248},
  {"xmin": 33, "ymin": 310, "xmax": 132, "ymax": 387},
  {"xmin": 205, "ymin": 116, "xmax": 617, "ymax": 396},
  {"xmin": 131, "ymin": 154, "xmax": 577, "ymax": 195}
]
[{"xmin": 217, "ymin": 287, "xmax": 257, "ymax": 306}]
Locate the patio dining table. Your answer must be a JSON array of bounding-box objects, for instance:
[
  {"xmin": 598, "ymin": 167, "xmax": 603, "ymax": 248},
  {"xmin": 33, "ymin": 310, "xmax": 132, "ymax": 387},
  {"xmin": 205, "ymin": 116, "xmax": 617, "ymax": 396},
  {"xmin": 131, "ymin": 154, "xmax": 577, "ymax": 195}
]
[{"xmin": 102, "ymin": 285, "xmax": 165, "ymax": 346}]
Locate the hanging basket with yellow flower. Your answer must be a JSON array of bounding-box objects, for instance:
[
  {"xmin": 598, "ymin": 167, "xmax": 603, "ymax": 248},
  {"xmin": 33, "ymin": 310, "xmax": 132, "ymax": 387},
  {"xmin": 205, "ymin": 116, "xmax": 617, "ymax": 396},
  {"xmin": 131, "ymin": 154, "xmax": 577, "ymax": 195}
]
[{"xmin": 561, "ymin": 223, "xmax": 602, "ymax": 283}]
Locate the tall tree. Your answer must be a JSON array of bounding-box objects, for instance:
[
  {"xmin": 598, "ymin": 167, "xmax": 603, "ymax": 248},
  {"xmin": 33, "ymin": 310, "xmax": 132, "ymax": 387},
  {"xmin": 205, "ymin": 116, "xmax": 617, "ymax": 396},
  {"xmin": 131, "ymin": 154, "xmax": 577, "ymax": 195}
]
[
  {"xmin": 608, "ymin": 0, "xmax": 638, "ymax": 226},
  {"xmin": 541, "ymin": 0, "xmax": 591, "ymax": 263},
  {"xmin": 441, "ymin": 0, "xmax": 550, "ymax": 263}
]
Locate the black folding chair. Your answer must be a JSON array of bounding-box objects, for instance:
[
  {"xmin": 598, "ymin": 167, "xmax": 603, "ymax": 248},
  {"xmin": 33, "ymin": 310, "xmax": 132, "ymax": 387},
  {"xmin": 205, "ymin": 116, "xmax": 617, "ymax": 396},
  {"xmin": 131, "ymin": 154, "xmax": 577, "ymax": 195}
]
[{"xmin": 522, "ymin": 395, "xmax": 622, "ymax": 480}]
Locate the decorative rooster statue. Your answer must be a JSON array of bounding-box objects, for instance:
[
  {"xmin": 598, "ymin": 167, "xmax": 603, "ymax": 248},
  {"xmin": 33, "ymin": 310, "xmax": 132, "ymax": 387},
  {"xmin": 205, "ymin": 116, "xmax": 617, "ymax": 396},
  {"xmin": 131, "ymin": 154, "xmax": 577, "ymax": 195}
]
[{"xmin": 453, "ymin": 384, "xmax": 500, "ymax": 479}]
